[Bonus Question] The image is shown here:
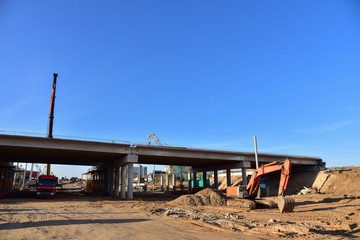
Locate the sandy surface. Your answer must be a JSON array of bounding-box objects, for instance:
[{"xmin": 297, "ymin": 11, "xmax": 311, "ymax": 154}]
[
  {"xmin": 0, "ymin": 185, "xmax": 261, "ymax": 240},
  {"xmin": 1, "ymin": 168, "xmax": 360, "ymax": 239}
]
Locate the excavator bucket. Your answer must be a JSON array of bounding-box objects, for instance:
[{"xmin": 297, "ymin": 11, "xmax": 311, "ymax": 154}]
[{"xmin": 278, "ymin": 196, "xmax": 295, "ymax": 213}]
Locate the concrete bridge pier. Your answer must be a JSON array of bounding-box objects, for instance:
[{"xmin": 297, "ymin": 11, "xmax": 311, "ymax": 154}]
[
  {"xmin": 187, "ymin": 172, "xmax": 192, "ymax": 193},
  {"xmin": 109, "ymin": 168, "xmax": 114, "ymax": 195},
  {"xmin": 202, "ymin": 171, "xmax": 207, "ymax": 188},
  {"xmin": 213, "ymin": 170, "xmax": 218, "ymax": 189},
  {"xmin": 105, "ymin": 168, "xmax": 111, "ymax": 194},
  {"xmin": 165, "ymin": 174, "xmax": 169, "ymax": 192},
  {"xmin": 192, "ymin": 172, "xmax": 197, "ymax": 189},
  {"xmin": 114, "ymin": 166, "xmax": 120, "ymax": 197},
  {"xmin": 172, "ymin": 174, "xmax": 176, "ymax": 191},
  {"xmin": 241, "ymin": 168, "xmax": 247, "ymax": 186},
  {"xmin": 120, "ymin": 165, "xmax": 126, "ymax": 199},
  {"xmin": 160, "ymin": 175, "xmax": 164, "ymax": 191},
  {"xmin": 226, "ymin": 169, "xmax": 231, "ymax": 187},
  {"xmin": 127, "ymin": 163, "xmax": 134, "ymax": 199}
]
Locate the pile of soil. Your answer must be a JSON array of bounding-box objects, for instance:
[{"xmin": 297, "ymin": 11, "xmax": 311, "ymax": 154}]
[
  {"xmin": 171, "ymin": 188, "xmax": 227, "ymax": 206},
  {"xmin": 312, "ymin": 167, "xmax": 360, "ymax": 195}
]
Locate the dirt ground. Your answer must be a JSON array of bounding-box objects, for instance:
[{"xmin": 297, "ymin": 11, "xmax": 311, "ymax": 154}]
[{"xmin": 1, "ymin": 167, "xmax": 360, "ymax": 239}]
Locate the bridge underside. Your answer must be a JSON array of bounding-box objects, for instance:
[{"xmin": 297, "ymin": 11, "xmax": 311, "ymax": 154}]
[{"xmin": 0, "ymin": 134, "xmax": 324, "ymax": 199}]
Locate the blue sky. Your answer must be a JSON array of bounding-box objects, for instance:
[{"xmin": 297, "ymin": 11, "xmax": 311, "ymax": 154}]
[{"xmin": 1, "ymin": 1, "xmax": 359, "ymax": 177}]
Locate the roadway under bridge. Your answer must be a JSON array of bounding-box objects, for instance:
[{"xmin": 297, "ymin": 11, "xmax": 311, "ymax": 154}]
[{"xmin": 0, "ymin": 134, "xmax": 324, "ymax": 199}]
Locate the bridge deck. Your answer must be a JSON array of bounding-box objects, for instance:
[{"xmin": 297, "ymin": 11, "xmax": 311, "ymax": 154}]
[{"xmin": 0, "ymin": 134, "xmax": 323, "ymax": 169}]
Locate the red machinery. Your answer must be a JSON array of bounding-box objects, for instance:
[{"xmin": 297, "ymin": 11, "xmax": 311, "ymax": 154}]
[{"xmin": 227, "ymin": 158, "xmax": 295, "ymax": 213}]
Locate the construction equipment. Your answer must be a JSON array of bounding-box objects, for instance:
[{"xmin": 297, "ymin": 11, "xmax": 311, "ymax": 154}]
[
  {"xmin": 46, "ymin": 73, "xmax": 58, "ymax": 176},
  {"xmin": 147, "ymin": 133, "xmax": 166, "ymax": 146},
  {"xmin": 227, "ymin": 158, "xmax": 295, "ymax": 213},
  {"xmin": 36, "ymin": 175, "xmax": 57, "ymax": 198}
]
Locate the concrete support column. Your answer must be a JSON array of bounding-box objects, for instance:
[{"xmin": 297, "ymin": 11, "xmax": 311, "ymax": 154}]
[
  {"xmin": 138, "ymin": 165, "xmax": 141, "ymax": 187},
  {"xmin": 193, "ymin": 172, "xmax": 197, "ymax": 188},
  {"xmin": 114, "ymin": 167, "xmax": 120, "ymax": 197},
  {"xmin": 213, "ymin": 170, "xmax": 218, "ymax": 189},
  {"xmin": 127, "ymin": 163, "xmax": 134, "ymax": 200},
  {"xmin": 226, "ymin": 169, "xmax": 231, "ymax": 187},
  {"xmin": 160, "ymin": 175, "xmax": 164, "ymax": 191},
  {"xmin": 187, "ymin": 172, "xmax": 191, "ymax": 194},
  {"xmin": 241, "ymin": 168, "xmax": 248, "ymax": 186},
  {"xmin": 106, "ymin": 168, "xmax": 111, "ymax": 194},
  {"xmin": 172, "ymin": 174, "xmax": 176, "ymax": 191},
  {"xmin": 202, "ymin": 171, "xmax": 207, "ymax": 188},
  {"xmin": 166, "ymin": 174, "xmax": 170, "ymax": 192},
  {"xmin": 0, "ymin": 169, "xmax": 4, "ymax": 191},
  {"xmin": 120, "ymin": 166, "xmax": 126, "ymax": 199},
  {"xmin": 109, "ymin": 168, "xmax": 114, "ymax": 195}
]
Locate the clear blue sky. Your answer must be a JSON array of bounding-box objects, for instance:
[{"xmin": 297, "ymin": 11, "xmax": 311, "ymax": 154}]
[{"xmin": 1, "ymin": 1, "xmax": 360, "ymax": 177}]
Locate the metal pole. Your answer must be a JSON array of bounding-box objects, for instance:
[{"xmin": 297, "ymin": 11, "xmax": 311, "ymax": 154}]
[
  {"xmin": 254, "ymin": 135, "xmax": 259, "ymax": 169},
  {"xmin": 254, "ymin": 135, "xmax": 261, "ymax": 198}
]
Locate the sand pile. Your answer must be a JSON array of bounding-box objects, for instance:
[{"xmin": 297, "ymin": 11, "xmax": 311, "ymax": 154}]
[
  {"xmin": 313, "ymin": 167, "xmax": 360, "ymax": 195},
  {"xmin": 172, "ymin": 188, "xmax": 227, "ymax": 206}
]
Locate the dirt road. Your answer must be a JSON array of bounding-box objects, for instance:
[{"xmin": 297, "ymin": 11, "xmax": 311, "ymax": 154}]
[
  {"xmin": 0, "ymin": 188, "xmax": 261, "ymax": 240},
  {"xmin": 1, "ymin": 167, "xmax": 360, "ymax": 240}
]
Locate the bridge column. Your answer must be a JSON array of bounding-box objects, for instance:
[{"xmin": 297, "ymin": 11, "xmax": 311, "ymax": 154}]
[
  {"xmin": 120, "ymin": 166, "xmax": 126, "ymax": 199},
  {"xmin": 241, "ymin": 168, "xmax": 247, "ymax": 186},
  {"xmin": 187, "ymin": 172, "xmax": 192, "ymax": 194},
  {"xmin": 165, "ymin": 174, "xmax": 169, "ymax": 192},
  {"xmin": 193, "ymin": 172, "xmax": 197, "ymax": 188},
  {"xmin": 172, "ymin": 174, "xmax": 176, "ymax": 191},
  {"xmin": 160, "ymin": 175, "xmax": 164, "ymax": 191},
  {"xmin": 127, "ymin": 163, "xmax": 134, "ymax": 199},
  {"xmin": 226, "ymin": 169, "xmax": 231, "ymax": 187},
  {"xmin": 213, "ymin": 170, "xmax": 218, "ymax": 189},
  {"xmin": 202, "ymin": 171, "xmax": 207, "ymax": 188},
  {"xmin": 105, "ymin": 168, "xmax": 111, "ymax": 194},
  {"xmin": 114, "ymin": 166, "xmax": 120, "ymax": 197},
  {"xmin": 109, "ymin": 168, "xmax": 114, "ymax": 195}
]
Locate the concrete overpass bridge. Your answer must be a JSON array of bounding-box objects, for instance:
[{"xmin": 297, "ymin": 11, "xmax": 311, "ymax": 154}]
[{"xmin": 0, "ymin": 134, "xmax": 324, "ymax": 199}]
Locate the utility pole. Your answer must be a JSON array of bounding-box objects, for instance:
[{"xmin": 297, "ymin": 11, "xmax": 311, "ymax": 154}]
[
  {"xmin": 254, "ymin": 135, "xmax": 259, "ymax": 169},
  {"xmin": 46, "ymin": 73, "xmax": 58, "ymax": 176},
  {"xmin": 254, "ymin": 135, "xmax": 261, "ymax": 198}
]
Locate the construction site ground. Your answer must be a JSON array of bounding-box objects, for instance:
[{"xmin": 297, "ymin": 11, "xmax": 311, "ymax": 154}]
[{"xmin": 1, "ymin": 167, "xmax": 360, "ymax": 240}]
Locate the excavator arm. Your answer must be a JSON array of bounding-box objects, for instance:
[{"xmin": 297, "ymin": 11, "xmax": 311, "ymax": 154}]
[{"xmin": 246, "ymin": 158, "xmax": 292, "ymax": 197}]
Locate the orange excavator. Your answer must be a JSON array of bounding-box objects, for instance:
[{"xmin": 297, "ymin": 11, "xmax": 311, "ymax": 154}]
[{"xmin": 227, "ymin": 158, "xmax": 295, "ymax": 213}]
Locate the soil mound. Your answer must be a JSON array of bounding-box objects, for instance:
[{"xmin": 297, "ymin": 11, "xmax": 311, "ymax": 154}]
[
  {"xmin": 172, "ymin": 188, "xmax": 227, "ymax": 206},
  {"xmin": 313, "ymin": 167, "xmax": 360, "ymax": 195}
]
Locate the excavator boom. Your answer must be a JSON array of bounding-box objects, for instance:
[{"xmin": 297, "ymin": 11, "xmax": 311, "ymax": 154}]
[
  {"xmin": 246, "ymin": 158, "xmax": 292, "ymax": 197},
  {"xmin": 227, "ymin": 158, "xmax": 295, "ymax": 213}
]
